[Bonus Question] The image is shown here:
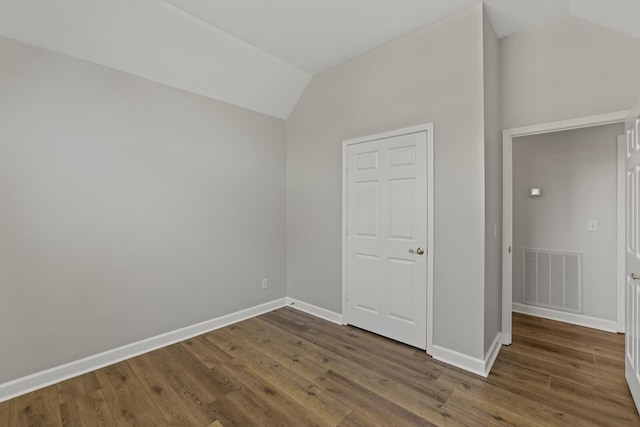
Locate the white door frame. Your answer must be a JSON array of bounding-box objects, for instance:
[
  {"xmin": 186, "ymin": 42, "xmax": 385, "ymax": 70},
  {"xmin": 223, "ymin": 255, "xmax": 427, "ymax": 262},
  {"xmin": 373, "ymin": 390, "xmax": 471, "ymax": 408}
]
[
  {"xmin": 502, "ymin": 111, "xmax": 629, "ymax": 345},
  {"xmin": 342, "ymin": 123, "xmax": 435, "ymax": 354}
]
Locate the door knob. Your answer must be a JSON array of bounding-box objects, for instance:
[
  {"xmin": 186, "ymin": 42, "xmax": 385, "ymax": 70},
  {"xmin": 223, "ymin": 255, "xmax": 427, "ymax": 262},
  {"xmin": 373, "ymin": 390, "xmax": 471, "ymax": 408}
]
[
  {"xmin": 409, "ymin": 247, "xmax": 425, "ymax": 255},
  {"xmin": 631, "ymin": 273, "xmax": 640, "ymax": 280}
]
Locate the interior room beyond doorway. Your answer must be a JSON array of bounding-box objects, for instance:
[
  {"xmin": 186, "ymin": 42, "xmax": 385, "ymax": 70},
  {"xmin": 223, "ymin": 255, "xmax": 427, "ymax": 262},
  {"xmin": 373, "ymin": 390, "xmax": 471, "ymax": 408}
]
[{"xmin": 511, "ymin": 122, "xmax": 624, "ymax": 331}]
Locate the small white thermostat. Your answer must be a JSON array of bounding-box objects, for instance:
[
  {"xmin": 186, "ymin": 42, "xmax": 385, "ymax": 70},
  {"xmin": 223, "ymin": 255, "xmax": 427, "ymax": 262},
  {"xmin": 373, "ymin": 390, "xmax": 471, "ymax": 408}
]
[{"xmin": 529, "ymin": 187, "xmax": 543, "ymax": 197}]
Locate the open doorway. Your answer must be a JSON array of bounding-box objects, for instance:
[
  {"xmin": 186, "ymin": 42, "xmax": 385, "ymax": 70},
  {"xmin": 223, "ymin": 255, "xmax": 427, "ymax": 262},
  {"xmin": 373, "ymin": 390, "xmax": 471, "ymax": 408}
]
[{"xmin": 502, "ymin": 111, "xmax": 629, "ymax": 345}]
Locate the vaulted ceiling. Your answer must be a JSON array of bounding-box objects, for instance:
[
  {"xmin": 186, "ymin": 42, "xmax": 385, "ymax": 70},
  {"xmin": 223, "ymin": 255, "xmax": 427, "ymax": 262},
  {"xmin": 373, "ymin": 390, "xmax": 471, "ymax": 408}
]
[{"xmin": 0, "ymin": 0, "xmax": 638, "ymax": 119}]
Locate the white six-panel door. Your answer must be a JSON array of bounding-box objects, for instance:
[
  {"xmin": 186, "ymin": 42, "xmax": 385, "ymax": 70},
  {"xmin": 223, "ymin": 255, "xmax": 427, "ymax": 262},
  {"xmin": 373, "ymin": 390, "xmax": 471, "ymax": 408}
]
[
  {"xmin": 345, "ymin": 130, "xmax": 428, "ymax": 349},
  {"xmin": 626, "ymin": 113, "xmax": 640, "ymax": 411}
]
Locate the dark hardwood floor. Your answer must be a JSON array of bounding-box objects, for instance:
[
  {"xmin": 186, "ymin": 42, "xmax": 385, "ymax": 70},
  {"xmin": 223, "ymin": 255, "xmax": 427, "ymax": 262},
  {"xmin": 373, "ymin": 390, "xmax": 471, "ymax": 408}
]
[{"xmin": 1, "ymin": 308, "xmax": 638, "ymax": 426}]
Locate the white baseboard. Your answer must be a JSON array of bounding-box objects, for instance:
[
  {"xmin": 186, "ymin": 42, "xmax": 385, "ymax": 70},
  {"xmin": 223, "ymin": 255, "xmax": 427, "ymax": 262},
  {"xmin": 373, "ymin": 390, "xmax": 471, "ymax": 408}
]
[
  {"xmin": 484, "ymin": 332, "xmax": 502, "ymax": 374},
  {"xmin": 432, "ymin": 332, "xmax": 502, "ymax": 378},
  {"xmin": 2, "ymin": 294, "xmax": 506, "ymax": 402},
  {"xmin": 286, "ymin": 297, "xmax": 504, "ymax": 378},
  {"xmin": 432, "ymin": 345, "xmax": 487, "ymax": 377},
  {"xmin": 501, "ymin": 332, "xmax": 512, "ymax": 346},
  {"xmin": 286, "ymin": 298, "xmax": 343, "ymax": 325},
  {"xmin": 513, "ymin": 303, "xmax": 618, "ymax": 333},
  {"xmin": 285, "ymin": 297, "xmax": 502, "ymax": 378},
  {"xmin": 0, "ymin": 297, "xmax": 289, "ymax": 403}
]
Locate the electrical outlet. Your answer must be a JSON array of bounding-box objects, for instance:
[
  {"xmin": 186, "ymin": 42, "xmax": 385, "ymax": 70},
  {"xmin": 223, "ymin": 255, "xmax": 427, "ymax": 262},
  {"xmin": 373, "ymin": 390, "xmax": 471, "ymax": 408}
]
[{"xmin": 262, "ymin": 278, "xmax": 268, "ymax": 289}]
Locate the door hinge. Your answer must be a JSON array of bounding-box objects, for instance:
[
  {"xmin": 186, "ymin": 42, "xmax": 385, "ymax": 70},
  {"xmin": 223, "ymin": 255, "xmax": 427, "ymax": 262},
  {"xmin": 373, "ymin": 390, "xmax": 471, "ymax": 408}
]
[{"xmin": 508, "ymin": 246, "xmax": 512, "ymax": 254}]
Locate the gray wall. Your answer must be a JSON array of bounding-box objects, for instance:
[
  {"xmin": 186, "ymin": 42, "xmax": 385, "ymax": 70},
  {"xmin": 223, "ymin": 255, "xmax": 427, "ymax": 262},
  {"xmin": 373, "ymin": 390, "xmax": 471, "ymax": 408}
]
[
  {"xmin": 500, "ymin": 15, "xmax": 640, "ymax": 130},
  {"xmin": 513, "ymin": 123, "xmax": 623, "ymax": 321},
  {"xmin": 483, "ymin": 9, "xmax": 502, "ymax": 354},
  {"xmin": 287, "ymin": 6, "xmax": 487, "ymax": 359},
  {"xmin": 0, "ymin": 37, "xmax": 286, "ymax": 384}
]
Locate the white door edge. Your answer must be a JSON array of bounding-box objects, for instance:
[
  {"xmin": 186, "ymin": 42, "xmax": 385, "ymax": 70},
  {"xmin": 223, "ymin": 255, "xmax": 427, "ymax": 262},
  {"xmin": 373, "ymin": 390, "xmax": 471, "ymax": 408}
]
[
  {"xmin": 618, "ymin": 135, "xmax": 627, "ymax": 333},
  {"xmin": 341, "ymin": 123, "xmax": 435, "ymax": 355},
  {"xmin": 501, "ymin": 110, "xmax": 630, "ymax": 344}
]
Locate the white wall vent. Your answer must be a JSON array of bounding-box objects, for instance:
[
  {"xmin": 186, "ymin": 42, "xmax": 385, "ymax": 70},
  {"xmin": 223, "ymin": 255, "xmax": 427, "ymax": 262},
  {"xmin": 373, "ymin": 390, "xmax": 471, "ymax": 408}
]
[{"xmin": 522, "ymin": 249, "xmax": 582, "ymax": 313}]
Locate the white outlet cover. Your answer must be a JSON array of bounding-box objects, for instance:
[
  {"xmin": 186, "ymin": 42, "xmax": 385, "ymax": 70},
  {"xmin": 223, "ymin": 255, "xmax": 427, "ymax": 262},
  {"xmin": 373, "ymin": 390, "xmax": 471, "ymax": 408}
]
[{"xmin": 587, "ymin": 220, "xmax": 598, "ymax": 232}]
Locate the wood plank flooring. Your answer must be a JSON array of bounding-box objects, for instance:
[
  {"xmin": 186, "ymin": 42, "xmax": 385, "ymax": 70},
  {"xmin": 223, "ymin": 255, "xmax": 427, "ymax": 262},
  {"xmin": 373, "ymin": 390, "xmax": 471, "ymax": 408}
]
[{"xmin": 1, "ymin": 309, "xmax": 638, "ymax": 426}]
